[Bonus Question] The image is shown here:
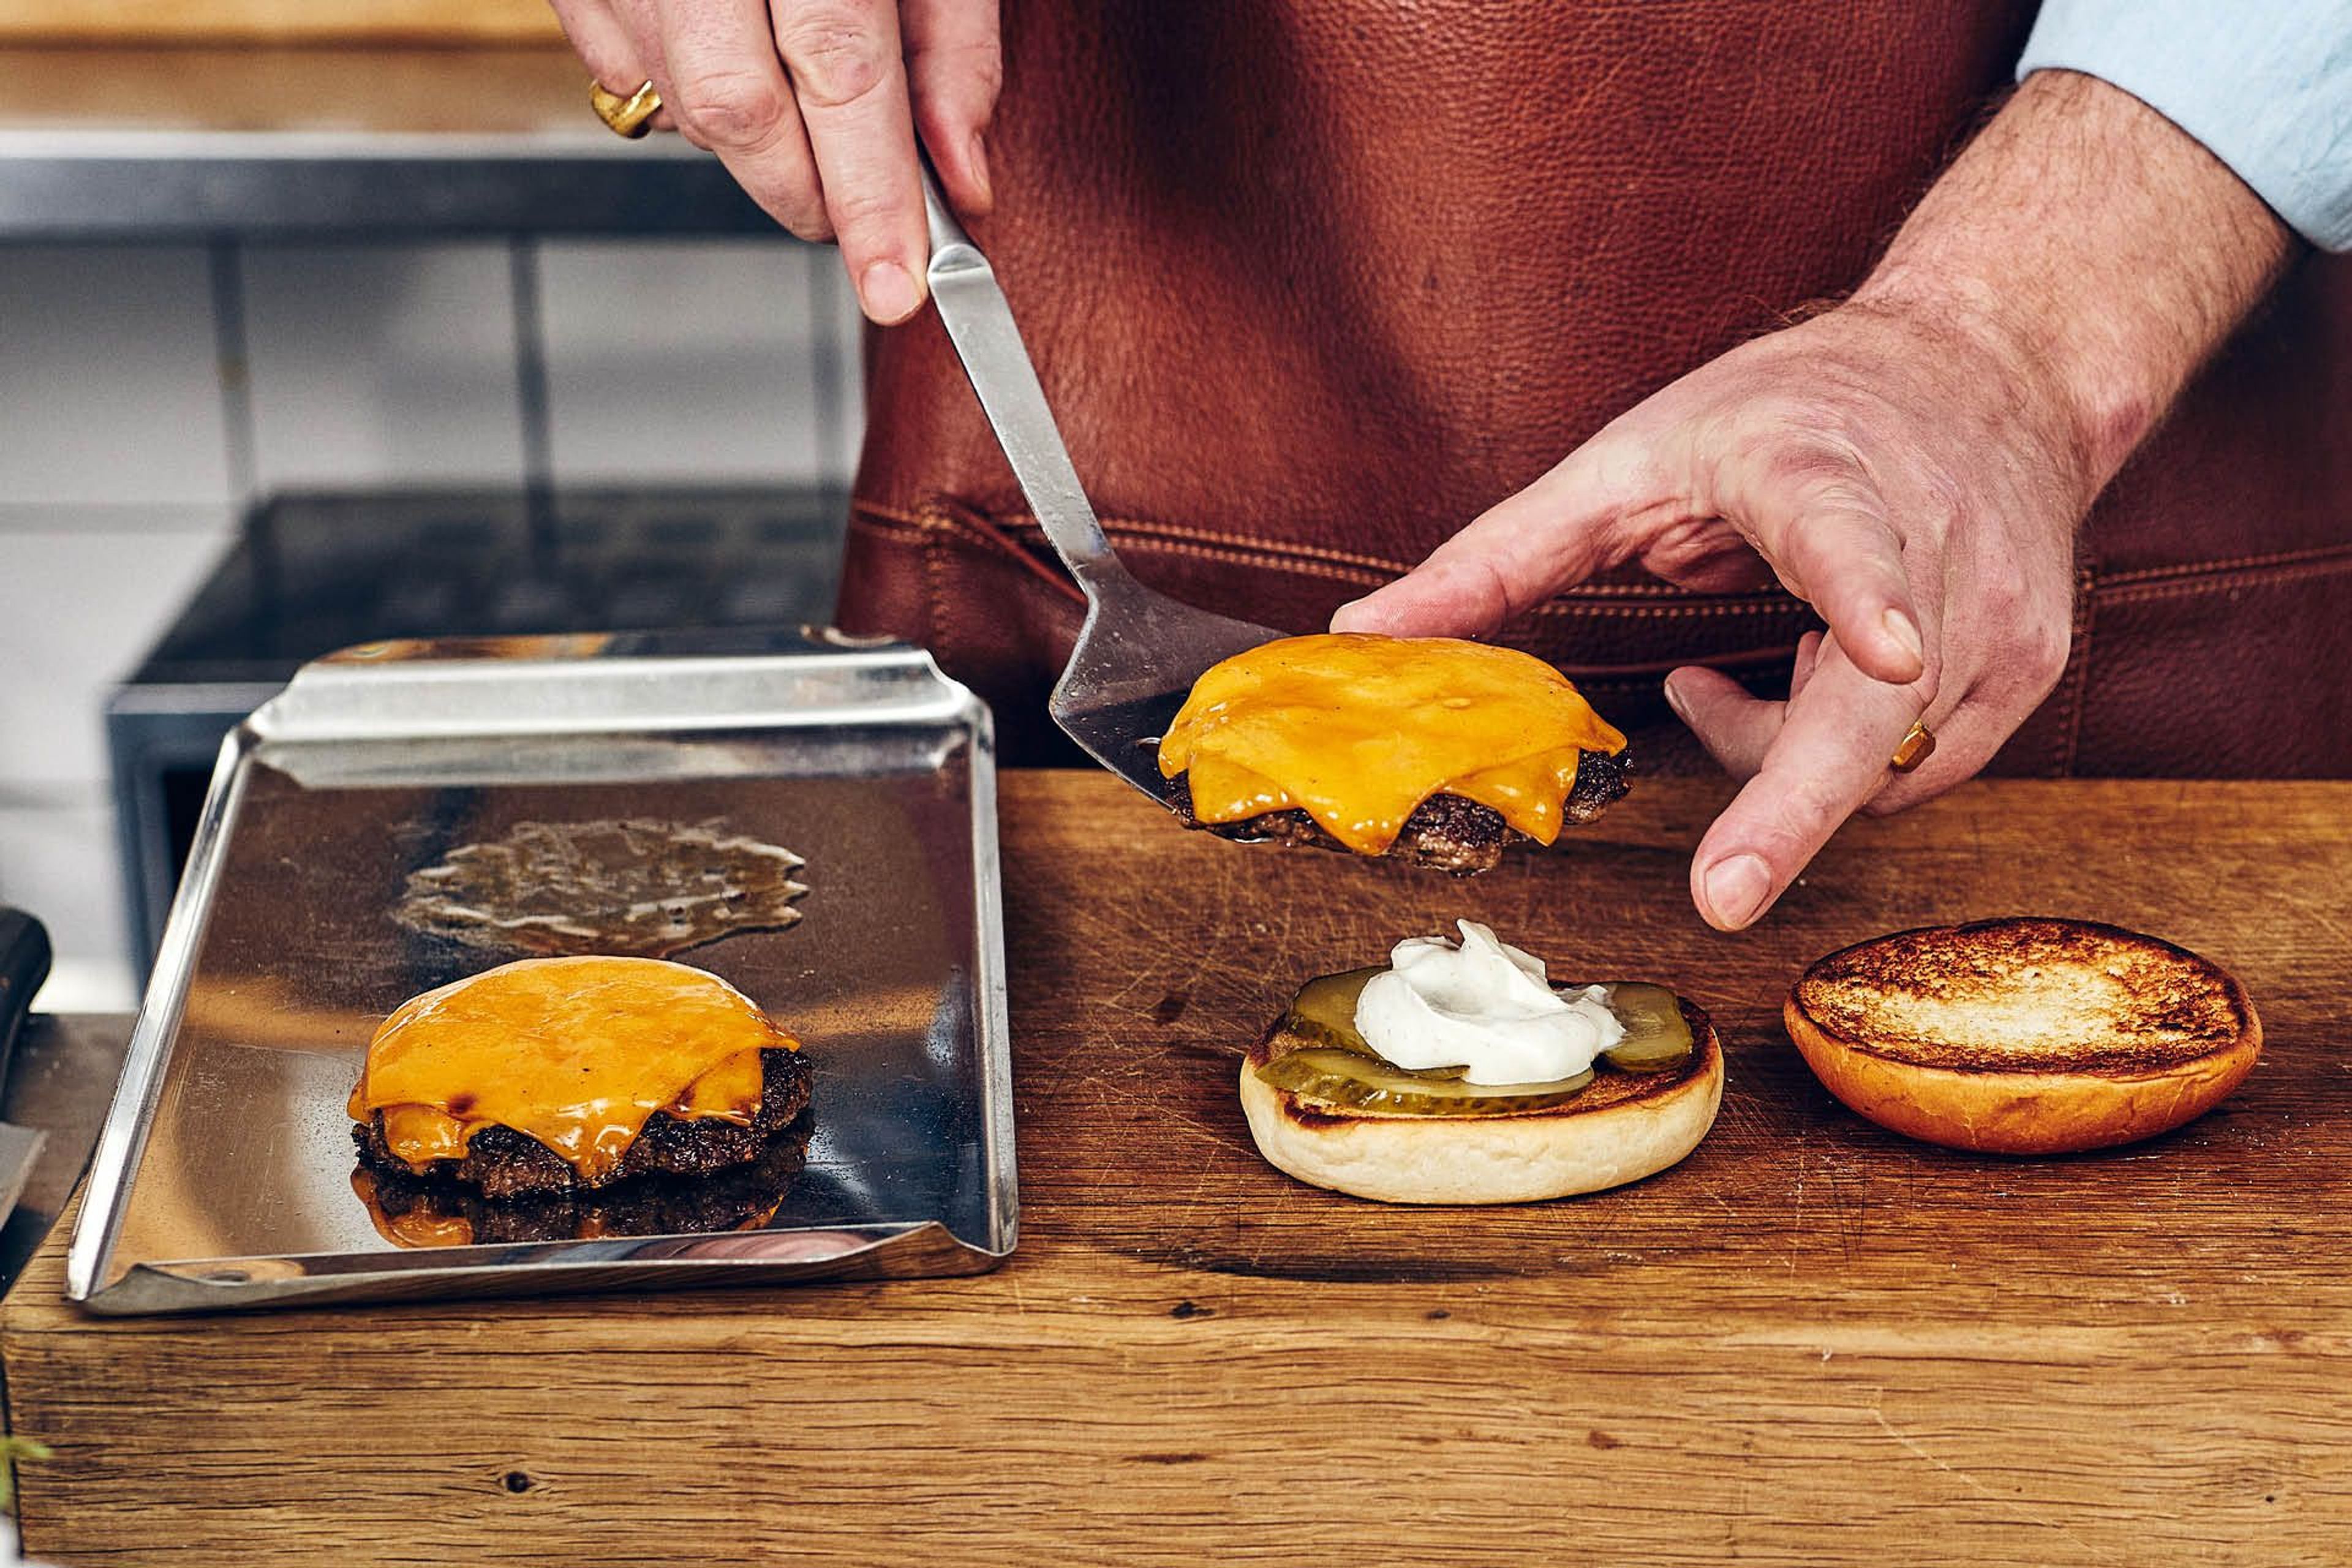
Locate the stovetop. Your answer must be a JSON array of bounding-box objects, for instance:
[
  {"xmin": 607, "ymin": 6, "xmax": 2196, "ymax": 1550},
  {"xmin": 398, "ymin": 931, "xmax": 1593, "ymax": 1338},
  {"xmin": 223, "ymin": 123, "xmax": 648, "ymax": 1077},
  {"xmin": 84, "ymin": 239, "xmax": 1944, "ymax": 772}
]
[{"xmin": 127, "ymin": 485, "xmax": 848, "ymax": 687}]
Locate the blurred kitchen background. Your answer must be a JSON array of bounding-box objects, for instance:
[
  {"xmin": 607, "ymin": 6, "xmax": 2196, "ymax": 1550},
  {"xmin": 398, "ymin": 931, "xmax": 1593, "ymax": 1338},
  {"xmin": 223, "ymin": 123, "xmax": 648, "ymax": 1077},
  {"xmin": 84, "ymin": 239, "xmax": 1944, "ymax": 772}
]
[{"xmin": 0, "ymin": 6, "xmax": 867, "ymax": 1012}]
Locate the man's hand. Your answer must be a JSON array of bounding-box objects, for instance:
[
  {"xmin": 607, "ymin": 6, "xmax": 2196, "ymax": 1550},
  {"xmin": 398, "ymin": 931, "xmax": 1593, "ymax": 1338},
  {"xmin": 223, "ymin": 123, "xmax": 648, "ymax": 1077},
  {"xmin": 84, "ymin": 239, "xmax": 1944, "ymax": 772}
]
[
  {"xmin": 551, "ymin": 0, "xmax": 1000, "ymax": 324},
  {"xmin": 1335, "ymin": 70, "xmax": 2291, "ymax": 930},
  {"xmin": 1333, "ymin": 300, "xmax": 2082, "ymax": 930}
]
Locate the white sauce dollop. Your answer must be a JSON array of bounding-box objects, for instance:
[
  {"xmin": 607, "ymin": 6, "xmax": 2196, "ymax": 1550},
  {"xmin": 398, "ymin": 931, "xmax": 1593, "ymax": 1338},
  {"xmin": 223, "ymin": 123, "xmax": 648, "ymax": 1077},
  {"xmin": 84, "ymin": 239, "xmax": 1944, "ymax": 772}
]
[{"xmin": 1352, "ymin": 920, "xmax": 1624, "ymax": 1085}]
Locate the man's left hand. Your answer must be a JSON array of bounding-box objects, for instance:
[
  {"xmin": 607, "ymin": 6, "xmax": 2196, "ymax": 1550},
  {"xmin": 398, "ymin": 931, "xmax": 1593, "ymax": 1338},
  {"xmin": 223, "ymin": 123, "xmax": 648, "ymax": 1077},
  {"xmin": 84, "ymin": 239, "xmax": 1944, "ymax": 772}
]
[{"xmin": 1332, "ymin": 298, "xmax": 2085, "ymax": 931}]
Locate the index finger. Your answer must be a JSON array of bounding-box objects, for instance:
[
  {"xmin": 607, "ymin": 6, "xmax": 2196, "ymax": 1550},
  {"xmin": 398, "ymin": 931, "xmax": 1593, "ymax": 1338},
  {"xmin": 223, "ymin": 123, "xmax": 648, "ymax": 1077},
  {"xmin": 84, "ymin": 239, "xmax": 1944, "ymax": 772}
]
[
  {"xmin": 1332, "ymin": 420, "xmax": 1653, "ymax": 636},
  {"xmin": 1687, "ymin": 641, "xmax": 1925, "ymax": 930},
  {"xmin": 651, "ymin": 0, "xmax": 828, "ymax": 235},
  {"xmin": 775, "ymin": 0, "xmax": 930, "ymax": 324}
]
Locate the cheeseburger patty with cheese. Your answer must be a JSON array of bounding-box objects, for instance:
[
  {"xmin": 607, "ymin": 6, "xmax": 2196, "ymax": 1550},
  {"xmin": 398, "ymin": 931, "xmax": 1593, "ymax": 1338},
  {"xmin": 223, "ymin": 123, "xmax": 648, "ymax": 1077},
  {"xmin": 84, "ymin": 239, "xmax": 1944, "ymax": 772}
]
[
  {"xmin": 349, "ymin": 956, "xmax": 810, "ymax": 1199},
  {"xmin": 1157, "ymin": 633, "xmax": 1629, "ymax": 874}
]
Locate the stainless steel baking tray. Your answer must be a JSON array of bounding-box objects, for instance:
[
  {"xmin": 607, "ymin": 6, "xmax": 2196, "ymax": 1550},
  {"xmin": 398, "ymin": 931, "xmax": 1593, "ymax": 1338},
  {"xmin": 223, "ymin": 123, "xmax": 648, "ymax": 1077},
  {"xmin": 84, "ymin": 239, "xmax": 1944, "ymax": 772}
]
[{"xmin": 66, "ymin": 629, "xmax": 1016, "ymax": 1314}]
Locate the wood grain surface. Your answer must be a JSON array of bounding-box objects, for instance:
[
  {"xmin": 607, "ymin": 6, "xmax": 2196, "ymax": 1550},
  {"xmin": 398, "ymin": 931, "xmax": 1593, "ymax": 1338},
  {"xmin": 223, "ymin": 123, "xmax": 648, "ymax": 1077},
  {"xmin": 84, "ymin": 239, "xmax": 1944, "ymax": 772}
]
[
  {"xmin": 6, "ymin": 774, "xmax": 2349, "ymax": 1564},
  {"xmin": 0, "ymin": 45, "xmax": 614, "ymax": 137},
  {"xmin": 0, "ymin": 2, "xmax": 562, "ymax": 45}
]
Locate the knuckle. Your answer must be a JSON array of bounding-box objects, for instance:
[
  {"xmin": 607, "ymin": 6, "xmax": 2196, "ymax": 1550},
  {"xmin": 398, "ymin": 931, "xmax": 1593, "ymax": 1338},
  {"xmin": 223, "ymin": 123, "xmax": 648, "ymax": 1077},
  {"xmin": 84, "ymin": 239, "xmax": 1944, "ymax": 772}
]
[
  {"xmin": 677, "ymin": 69, "xmax": 791, "ymax": 148},
  {"xmin": 1457, "ymin": 556, "xmax": 1523, "ymax": 628},
  {"xmin": 970, "ymin": 49, "xmax": 1006, "ymax": 105},
  {"xmin": 1859, "ymin": 785, "xmax": 1924, "ymax": 819},
  {"xmin": 772, "ymin": 197, "xmax": 832, "ymax": 241},
  {"xmin": 822, "ymin": 174, "xmax": 913, "ymax": 235},
  {"xmin": 1972, "ymin": 549, "xmax": 2034, "ymax": 623},
  {"xmin": 918, "ymin": 37, "xmax": 1004, "ymax": 104},
  {"xmin": 1758, "ymin": 768, "xmax": 1847, "ymax": 858},
  {"xmin": 1722, "ymin": 416, "xmax": 1852, "ymax": 491},
  {"xmin": 778, "ymin": 7, "xmax": 892, "ymax": 109},
  {"xmin": 1762, "ymin": 438, "xmax": 1860, "ymax": 496},
  {"xmin": 2016, "ymin": 612, "xmax": 2073, "ymax": 692}
]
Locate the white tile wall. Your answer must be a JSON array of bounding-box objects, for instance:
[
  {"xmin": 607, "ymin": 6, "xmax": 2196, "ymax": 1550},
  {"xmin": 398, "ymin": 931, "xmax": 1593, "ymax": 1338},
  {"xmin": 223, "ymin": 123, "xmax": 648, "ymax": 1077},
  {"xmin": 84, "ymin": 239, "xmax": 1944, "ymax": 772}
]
[
  {"xmin": 0, "ymin": 513, "xmax": 231, "ymax": 1005},
  {"xmin": 0, "ymin": 246, "xmax": 232, "ymax": 507},
  {"xmin": 538, "ymin": 238, "xmax": 854, "ymax": 485},
  {"xmin": 243, "ymin": 242, "xmax": 526, "ymax": 489},
  {"xmin": 0, "ymin": 798, "xmax": 137, "ymax": 1013},
  {"xmin": 0, "ymin": 515, "xmax": 233, "ymax": 789}
]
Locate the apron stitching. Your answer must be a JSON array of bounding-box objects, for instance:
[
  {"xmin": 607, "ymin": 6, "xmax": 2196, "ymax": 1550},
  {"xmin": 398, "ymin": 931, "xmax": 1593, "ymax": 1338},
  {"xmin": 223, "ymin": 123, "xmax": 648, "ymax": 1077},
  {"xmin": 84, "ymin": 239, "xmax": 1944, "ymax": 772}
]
[
  {"xmin": 2095, "ymin": 552, "xmax": 2352, "ymax": 606},
  {"xmin": 1074, "ymin": 518, "xmax": 1414, "ymax": 575},
  {"xmin": 1104, "ymin": 537, "xmax": 1389, "ymax": 588},
  {"xmin": 935, "ymin": 499, "xmax": 1091, "ymax": 608},
  {"xmin": 1115, "ymin": 533, "xmax": 1816, "ymax": 617},
  {"xmin": 918, "ymin": 503, "xmax": 948, "ymax": 650},
  {"xmin": 864, "ymin": 499, "xmax": 1090, "ymax": 609},
  {"xmin": 2052, "ymin": 565, "xmax": 2097, "ymax": 775},
  {"xmin": 853, "ymin": 496, "xmax": 1808, "ymax": 611},
  {"xmin": 2095, "ymin": 540, "xmax": 2352, "ymax": 588}
]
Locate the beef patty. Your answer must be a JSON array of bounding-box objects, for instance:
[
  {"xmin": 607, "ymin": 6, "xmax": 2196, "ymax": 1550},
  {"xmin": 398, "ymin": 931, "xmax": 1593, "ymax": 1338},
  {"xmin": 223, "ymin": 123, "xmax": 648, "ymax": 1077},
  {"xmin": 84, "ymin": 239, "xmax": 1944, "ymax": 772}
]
[
  {"xmin": 1166, "ymin": 748, "xmax": 1630, "ymax": 875},
  {"xmin": 353, "ymin": 1046, "xmax": 812, "ymax": 1200},
  {"xmin": 360, "ymin": 1112, "xmax": 813, "ymax": 1244}
]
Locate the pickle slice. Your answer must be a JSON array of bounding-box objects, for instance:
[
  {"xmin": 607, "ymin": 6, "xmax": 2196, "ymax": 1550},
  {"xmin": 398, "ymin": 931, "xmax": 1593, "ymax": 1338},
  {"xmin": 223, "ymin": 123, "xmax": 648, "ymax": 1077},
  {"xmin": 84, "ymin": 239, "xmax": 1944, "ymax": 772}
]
[
  {"xmin": 1281, "ymin": 966, "xmax": 1385, "ymax": 1055},
  {"xmin": 1596, "ymin": 982, "xmax": 1695, "ymax": 1072},
  {"xmin": 1261, "ymin": 967, "xmax": 1694, "ymax": 1109},
  {"xmin": 1256, "ymin": 1047, "xmax": 1596, "ymax": 1116}
]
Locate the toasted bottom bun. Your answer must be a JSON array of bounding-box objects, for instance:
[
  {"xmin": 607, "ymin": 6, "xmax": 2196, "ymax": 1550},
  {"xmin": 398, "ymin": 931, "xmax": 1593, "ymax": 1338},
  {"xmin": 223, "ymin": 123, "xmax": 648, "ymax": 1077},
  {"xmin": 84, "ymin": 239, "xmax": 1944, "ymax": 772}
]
[
  {"xmin": 1785, "ymin": 918, "xmax": 2262, "ymax": 1155},
  {"xmin": 1238, "ymin": 1018, "xmax": 1723, "ymax": 1205},
  {"xmin": 1785, "ymin": 1006, "xmax": 2260, "ymax": 1155}
]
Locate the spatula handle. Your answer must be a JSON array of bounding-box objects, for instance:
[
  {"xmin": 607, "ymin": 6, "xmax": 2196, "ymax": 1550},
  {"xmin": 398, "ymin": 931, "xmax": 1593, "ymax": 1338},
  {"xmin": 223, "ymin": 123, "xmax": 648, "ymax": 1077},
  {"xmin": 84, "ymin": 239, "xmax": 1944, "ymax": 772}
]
[{"xmin": 917, "ymin": 157, "xmax": 1125, "ymax": 590}]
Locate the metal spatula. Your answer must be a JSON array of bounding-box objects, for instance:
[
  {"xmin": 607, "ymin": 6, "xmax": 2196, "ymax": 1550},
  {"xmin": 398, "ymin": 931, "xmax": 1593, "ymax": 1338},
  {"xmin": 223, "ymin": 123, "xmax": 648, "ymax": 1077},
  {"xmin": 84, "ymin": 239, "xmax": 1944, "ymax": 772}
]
[{"xmin": 919, "ymin": 169, "xmax": 1280, "ymax": 804}]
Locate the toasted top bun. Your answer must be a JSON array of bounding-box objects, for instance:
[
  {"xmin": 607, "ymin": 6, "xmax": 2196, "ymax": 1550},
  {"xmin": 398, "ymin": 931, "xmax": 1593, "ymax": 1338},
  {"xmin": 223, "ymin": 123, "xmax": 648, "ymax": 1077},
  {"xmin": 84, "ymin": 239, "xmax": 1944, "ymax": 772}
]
[
  {"xmin": 1238, "ymin": 999, "xmax": 1722, "ymax": 1205},
  {"xmin": 1785, "ymin": 917, "xmax": 2260, "ymax": 1155}
]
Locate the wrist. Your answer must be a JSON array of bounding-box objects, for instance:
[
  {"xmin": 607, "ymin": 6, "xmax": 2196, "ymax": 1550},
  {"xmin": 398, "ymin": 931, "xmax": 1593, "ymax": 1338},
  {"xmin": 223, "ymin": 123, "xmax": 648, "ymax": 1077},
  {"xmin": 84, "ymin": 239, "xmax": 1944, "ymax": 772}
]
[
  {"xmin": 1834, "ymin": 279, "xmax": 2105, "ymax": 518},
  {"xmin": 1851, "ymin": 70, "xmax": 2291, "ymax": 494}
]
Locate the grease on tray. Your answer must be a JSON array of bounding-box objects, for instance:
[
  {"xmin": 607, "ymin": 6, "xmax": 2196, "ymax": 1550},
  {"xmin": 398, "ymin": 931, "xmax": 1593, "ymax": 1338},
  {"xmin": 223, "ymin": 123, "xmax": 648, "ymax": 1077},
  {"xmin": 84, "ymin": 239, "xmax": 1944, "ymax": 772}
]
[{"xmin": 393, "ymin": 818, "xmax": 809, "ymax": 957}]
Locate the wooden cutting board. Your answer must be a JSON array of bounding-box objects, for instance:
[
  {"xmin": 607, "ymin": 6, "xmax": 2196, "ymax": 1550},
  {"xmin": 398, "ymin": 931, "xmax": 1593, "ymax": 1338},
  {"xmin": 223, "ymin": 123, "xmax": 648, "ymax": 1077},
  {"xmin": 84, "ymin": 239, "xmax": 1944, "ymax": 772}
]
[
  {"xmin": 0, "ymin": 2, "xmax": 562, "ymax": 43},
  {"xmin": 6, "ymin": 773, "xmax": 2349, "ymax": 1564}
]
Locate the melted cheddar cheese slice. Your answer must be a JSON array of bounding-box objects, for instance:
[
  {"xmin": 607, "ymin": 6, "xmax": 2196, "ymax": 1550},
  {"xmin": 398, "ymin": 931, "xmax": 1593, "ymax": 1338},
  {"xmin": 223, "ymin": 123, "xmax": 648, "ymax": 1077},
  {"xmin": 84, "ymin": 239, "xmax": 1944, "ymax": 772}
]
[
  {"xmin": 1158, "ymin": 633, "xmax": 1626, "ymax": 855},
  {"xmin": 347, "ymin": 956, "xmax": 794, "ymax": 1185}
]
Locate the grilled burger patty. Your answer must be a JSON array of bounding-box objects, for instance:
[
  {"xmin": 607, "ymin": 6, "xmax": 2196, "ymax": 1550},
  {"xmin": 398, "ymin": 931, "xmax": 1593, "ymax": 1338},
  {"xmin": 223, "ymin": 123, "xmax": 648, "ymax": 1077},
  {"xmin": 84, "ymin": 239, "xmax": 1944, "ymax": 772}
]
[
  {"xmin": 353, "ymin": 1046, "xmax": 812, "ymax": 1199},
  {"xmin": 1167, "ymin": 749, "xmax": 1630, "ymax": 875},
  {"xmin": 361, "ymin": 1113, "xmax": 813, "ymax": 1243}
]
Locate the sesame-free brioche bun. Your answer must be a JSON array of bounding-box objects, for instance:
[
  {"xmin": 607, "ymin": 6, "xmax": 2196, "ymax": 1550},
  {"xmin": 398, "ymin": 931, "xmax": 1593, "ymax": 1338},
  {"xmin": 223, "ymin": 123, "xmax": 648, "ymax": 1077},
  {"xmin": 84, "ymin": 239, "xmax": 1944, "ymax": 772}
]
[
  {"xmin": 1785, "ymin": 917, "xmax": 2260, "ymax": 1156},
  {"xmin": 1238, "ymin": 1001, "xmax": 1722, "ymax": 1205}
]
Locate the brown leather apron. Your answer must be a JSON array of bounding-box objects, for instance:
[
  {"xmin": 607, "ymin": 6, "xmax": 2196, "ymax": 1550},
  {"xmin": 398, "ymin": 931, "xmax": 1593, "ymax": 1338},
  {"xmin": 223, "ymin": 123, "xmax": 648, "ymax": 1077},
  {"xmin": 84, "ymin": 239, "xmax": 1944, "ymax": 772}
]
[{"xmin": 839, "ymin": 1, "xmax": 2352, "ymax": 774}]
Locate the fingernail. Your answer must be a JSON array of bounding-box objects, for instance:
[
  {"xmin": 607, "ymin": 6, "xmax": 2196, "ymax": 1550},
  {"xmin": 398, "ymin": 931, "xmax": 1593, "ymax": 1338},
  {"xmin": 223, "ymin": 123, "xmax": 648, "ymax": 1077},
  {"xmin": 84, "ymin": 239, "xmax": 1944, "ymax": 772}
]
[
  {"xmin": 968, "ymin": 132, "xmax": 993, "ymax": 209},
  {"xmin": 1329, "ymin": 596, "xmax": 1371, "ymax": 631},
  {"xmin": 1882, "ymin": 607, "xmax": 1924, "ymax": 667},
  {"xmin": 861, "ymin": 260, "xmax": 921, "ymax": 323},
  {"xmin": 1701, "ymin": 853, "xmax": 1773, "ymax": 929},
  {"xmin": 1662, "ymin": 677, "xmax": 1691, "ymax": 724}
]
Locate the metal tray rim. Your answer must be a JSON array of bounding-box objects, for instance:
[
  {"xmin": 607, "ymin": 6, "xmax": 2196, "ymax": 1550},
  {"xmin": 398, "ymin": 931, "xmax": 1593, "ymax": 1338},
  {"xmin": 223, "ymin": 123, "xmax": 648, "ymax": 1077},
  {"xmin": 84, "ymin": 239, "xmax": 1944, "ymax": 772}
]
[{"xmin": 65, "ymin": 635, "xmax": 1017, "ymax": 1313}]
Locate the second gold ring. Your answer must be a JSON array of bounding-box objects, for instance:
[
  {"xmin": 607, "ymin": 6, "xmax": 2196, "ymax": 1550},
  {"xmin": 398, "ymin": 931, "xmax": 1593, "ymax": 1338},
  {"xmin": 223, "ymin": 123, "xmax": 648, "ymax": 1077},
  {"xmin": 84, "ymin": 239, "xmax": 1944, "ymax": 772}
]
[
  {"xmin": 590, "ymin": 78, "xmax": 664, "ymax": 139},
  {"xmin": 1890, "ymin": 720, "xmax": 1937, "ymax": 774}
]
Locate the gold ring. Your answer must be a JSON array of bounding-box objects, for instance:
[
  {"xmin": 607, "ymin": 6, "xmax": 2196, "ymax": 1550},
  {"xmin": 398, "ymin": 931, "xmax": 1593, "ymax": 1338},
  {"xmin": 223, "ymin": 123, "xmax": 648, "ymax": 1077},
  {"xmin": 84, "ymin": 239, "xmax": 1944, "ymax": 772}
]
[
  {"xmin": 590, "ymin": 78, "xmax": 663, "ymax": 139},
  {"xmin": 1890, "ymin": 719, "xmax": 1936, "ymax": 774}
]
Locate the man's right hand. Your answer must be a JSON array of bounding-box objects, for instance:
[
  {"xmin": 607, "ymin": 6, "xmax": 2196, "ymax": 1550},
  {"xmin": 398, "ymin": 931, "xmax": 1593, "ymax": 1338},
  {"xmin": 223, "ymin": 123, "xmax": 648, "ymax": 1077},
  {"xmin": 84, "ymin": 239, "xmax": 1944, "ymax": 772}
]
[
  {"xmin": 550, "ymin": 0, "xmax": 1001, "ymax": 323},
  {"xmin": 1335, "ymin": 70, "xmax": 2291, "ymax": 933}
]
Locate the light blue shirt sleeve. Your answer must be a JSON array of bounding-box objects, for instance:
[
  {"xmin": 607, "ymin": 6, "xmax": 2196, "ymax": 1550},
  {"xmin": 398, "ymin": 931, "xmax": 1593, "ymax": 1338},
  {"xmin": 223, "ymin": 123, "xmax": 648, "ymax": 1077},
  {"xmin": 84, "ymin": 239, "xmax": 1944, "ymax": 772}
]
[{"xmin": 2018, "ymin": 1, "xmax": 2352, "ymax": 250}]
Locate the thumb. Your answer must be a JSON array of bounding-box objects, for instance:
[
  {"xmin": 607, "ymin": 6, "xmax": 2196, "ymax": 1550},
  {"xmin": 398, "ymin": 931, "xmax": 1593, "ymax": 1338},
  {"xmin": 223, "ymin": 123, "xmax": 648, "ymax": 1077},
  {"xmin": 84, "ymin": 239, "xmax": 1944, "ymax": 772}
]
[
  {"xmin": 902, "ymin": 0, "xmax": 1001, "ymax": 215},
  {"xmin": 1333, "ymin": 425, "xmax": 1650, "ymax": 636}
]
